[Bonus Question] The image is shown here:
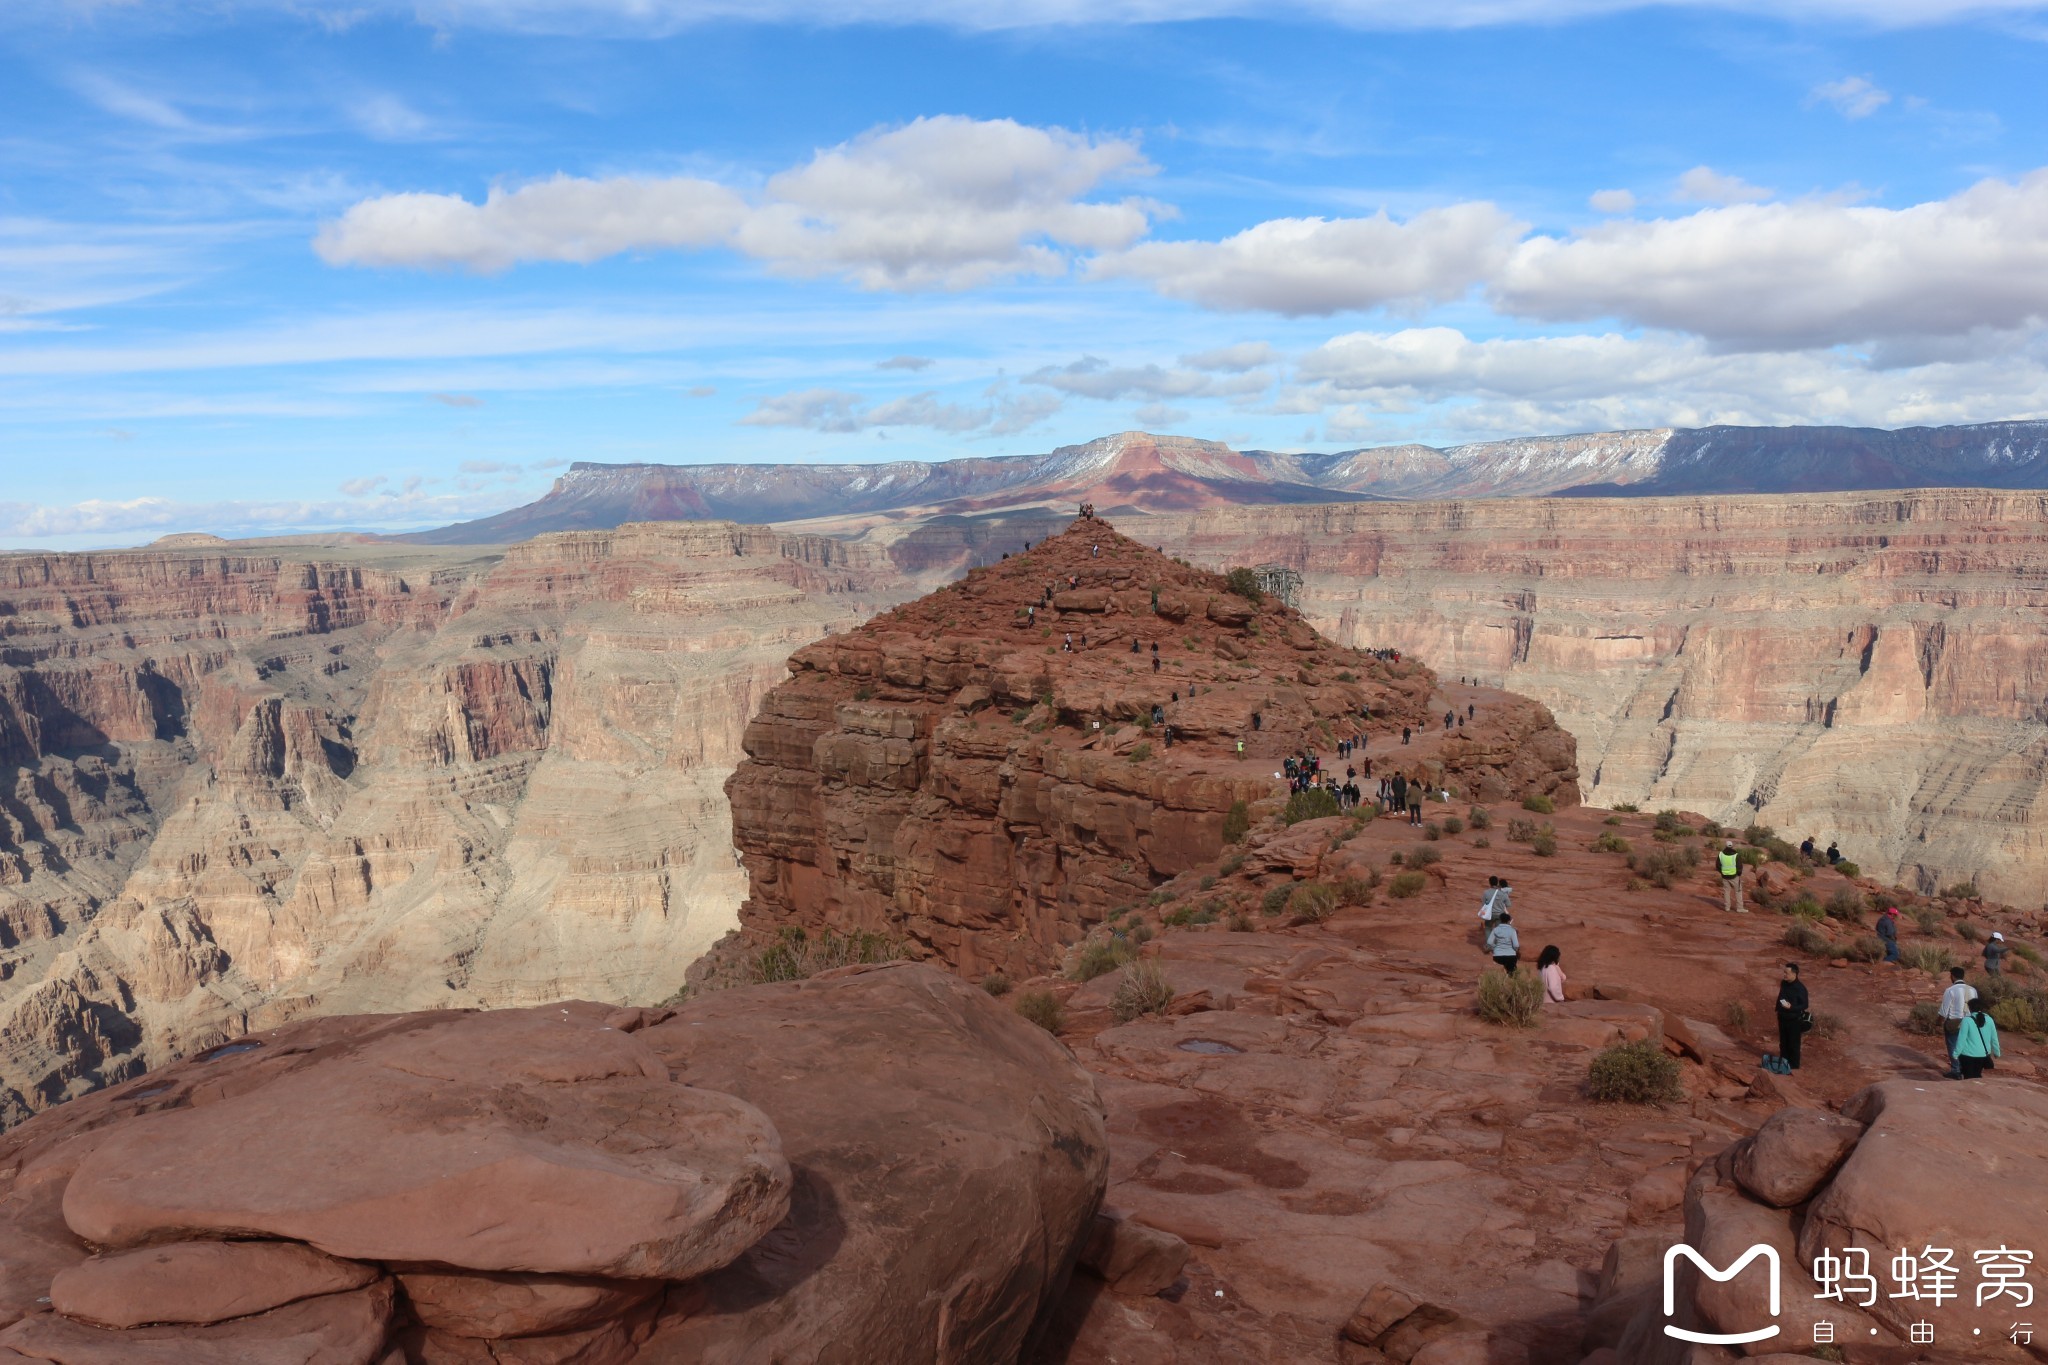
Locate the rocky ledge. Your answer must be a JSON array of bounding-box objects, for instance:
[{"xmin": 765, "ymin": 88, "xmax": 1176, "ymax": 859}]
[{"xmin": 0, "ymin": 961, "xmax": 1106, "ymax": 1363}]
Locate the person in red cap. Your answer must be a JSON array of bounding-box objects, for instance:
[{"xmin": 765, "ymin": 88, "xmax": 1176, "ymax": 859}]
[{"xmin": 1875, "ymin": 905, "xmax": 1901, "ymax": 965}]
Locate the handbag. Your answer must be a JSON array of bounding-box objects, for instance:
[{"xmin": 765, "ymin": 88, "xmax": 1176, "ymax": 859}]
[{"xmin": 1800, "ymin": 1010, "xmax": 1815, "ymax": 1033}]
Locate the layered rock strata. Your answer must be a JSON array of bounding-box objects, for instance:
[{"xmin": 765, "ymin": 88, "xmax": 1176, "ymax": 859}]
[
  {"xmin": 0, "ymin": 525, "xmax": 914, "ymax": 1124},
  {"xmin": 0, "ymin": 961, "xmax": 1108, "ymax": 1362},
  {"xmin": 724, "ymin": 518, "xmax": 1577, "ymax": 978}
]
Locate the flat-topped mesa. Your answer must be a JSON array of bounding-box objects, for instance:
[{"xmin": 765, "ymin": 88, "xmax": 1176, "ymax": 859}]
[{"xmin": 725, "ymin": 516, "xmax": 1578, "ymax": 977}]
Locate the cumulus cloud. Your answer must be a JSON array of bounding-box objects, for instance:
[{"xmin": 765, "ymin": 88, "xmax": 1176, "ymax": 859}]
[
  {"xmin": 1292, "ymin": 324, "xmax": 2048, "ymax": 436},
  {"xmin": 1812, "ymin": 75, "xmax": 1892, "ymax": 118},
  {"xmin": 318, "ymin": 116, "xmax": 1153, "ymax": 289},
  {"xmin": 1588, "ymin": 188, "xmax": 1636, "ymax": 214},
  {"xmin": 1494, "ymin": 169, "xmax": 2048, "ymax": 348},
  {"xmin": 738, "ymin": 384, "xmax": 1060, "ymax": 435},
  {"xmin": 1091, "ymin": 203, "xmax": 1519, "ymax": 315},
  {"xmin": 1673, "ymin": 166, "xmax": 1772, "ymax": 205}
]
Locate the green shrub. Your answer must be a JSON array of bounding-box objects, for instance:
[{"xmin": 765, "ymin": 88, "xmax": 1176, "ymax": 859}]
[
  {"xmin": 1762, "ymin": 836, "xmax": 1802, "ymax": 863},
  {"xmin": 1223, "ymin": 566, "xmax": 1263, "ymax": 601},
  {"xmin": 1611, "ymin": 802, "xmax": 1639, "ymax": 813},
  {"xmin": 2013, "ymin": 943, "xmax": 2045, "ymax": 967},
  {"xmin": 1991, "ymin": 996, "xmax": 2042, "ymax": 1036},
  {"xmin": 1476, "ymin": 966, "xmax": 1544, "ymax": 1027},
  {"xmin": 1743, "ymin": 823, "xmax": 1776, "ymax": 845},
  {"xmin": 1423, "ymin": 821, "xmax": 1442, "ymax": 841},
  {"xmin": 1904, "ymin": 1000, "xmax": 1943, "ymax": 1035},
  {"xmin": 1784, "ymin": 921, "xmax": 1830, "ymax": 955},
  {"xmin": 1388, "ymin": 851, "xmax": 1404, "ymax": 865},
  {"xmin": 1335, "ymin": 873, "xmax": 1378, "ymax": 905},
  {"xmin": 1130, "ymin": 921, "xmax": 1155, "ymax": 943},
  {"xmin": 1522, "ymin": 793, "xmax": 1555, "ymax": 814},
  {"xmin": 1698, "ymin": 820, "xmax": 1725, "ymax": 838},
  {"xmin": 1288, "ymin": 882, "xmax": 1340, "ymax": 921},
  {"xmin": 1532, "ymin": 832, "xmax": 1558, "ymax": 857},
  {"xmin": 1262, "ymin": 885, "xmax": 1291, "ymax": 915},
  {"xmin": 1071, "ymin": 940, "xmax": 1135, "ymax": 982},
  {"xmin": 1284, "ymin": 789, "xmax": 1341, "ymax": 824},
  {"xmin": 1015, "ymin": 990, "xmax": 1065, "ymax": 1034},
  {"xmin": 1587, "ymin": 1040, "xmax": 1684, "ymax": 1103},
  {"xmin": 1834, "ymin": 860, "xmax": 1860, "ymax": 878},
  {"xmin": 1956, "ymin": 921, "xmax": 1981, "ymax": 943},
  {"xmin": 1788, "ymin": 895, "xmax": 1825, "ymax": 922},
  {"xmin": 1911, "ymin": 906, "xmax": 1946, "ymax": 936},
  {"xmin": 1507, "ymin": 818, "xmax": 1538, "ymax": 842},
  {"xmin": 1442, "ymin": 815, "xmax": 1465, "ymax": 835},
  {"xmin": 1825, "ymin": 886, "xmax": 1867, "ymax": 922},
  {"xmin": 1594, "ymin": 831, "xmax": 1631, "ymax": 854},
  {"xmin": 1472, "ymin": 835, "xmax": 1491, "ymax": 849},
  {"xmin": 982, "ymin": 972, "xmax": 1012, "ymax": 997},
  {"xmin": 1654, "ymin": 809, "xmax": 1696, "ymax": 836},
  {"xmin": 1199, "ymin": 874, "xmax": 1216, "ymax": 891},
  {"xmin": 1810, "ymin": 1011, "xmax": 1846, "ymax": 1041},
  {"xmin": 1408, "ymin": 845, "xmax": 1442, "ymax": 869},
  {"xmin": 1219, "ymin": 853, "xmax": 1245, "ymax": 877},
  {"xmin": 1129, "ymin": 742, "xmax": 1153, "ymax": 762},
  {"xmin": 1229, "ymin": 911, "xmax": 1253, "ymax": 932},
  {"xmin": 1110, "ymin": 960, "xmax": 1175, "ymax": 1023},
  {"xmin": 1222, "ymin": 800, "xmax": 1251, "ymax": 844},
  {"xmin": 1388, "ymin": 871, "xmax": 1428, "ymax": 898},
  {"xmin": 752, "ymin": 926, "xmax": 903, "ymax": 983},
  {"xmin": 1902, "ymin": 944, "xmax": 1954, "ymax": 974},
  {"xmin": 1627, "ymin": 846, "xmax": 1692, "ymax": 889},
  {"xmin": 1942, "ymin": 881, "xmax": 1981, "ymax": 900},
  {"xmin": 1466, "ymin": 805, "xmax": 1492, "ymax": 830},
  {"xmin": 1839, "ymin": 936, "xmax": 1884, "ymax": 964}
]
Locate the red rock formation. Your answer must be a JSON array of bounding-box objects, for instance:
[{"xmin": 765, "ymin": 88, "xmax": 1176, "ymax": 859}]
[{"xmin": 724, "ymin": 517, "xmax": 1577, "ymax": 978}]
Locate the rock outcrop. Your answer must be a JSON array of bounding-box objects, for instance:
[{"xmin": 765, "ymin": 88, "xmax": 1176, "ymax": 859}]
[
  {"xmin": 0, "ymin": 961, "xmax": 1109, "ymax": 1362},
  {"xmin": 0, "ymin": 525, "xmax": 916, "ymax": 1125},
  {"xmin": 723, "ymin": 517, "xmax": 1577, "ymax": 977}
]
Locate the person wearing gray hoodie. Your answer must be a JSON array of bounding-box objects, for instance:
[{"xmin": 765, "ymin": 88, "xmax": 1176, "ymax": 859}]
[{"xmin": 1486, "ymin": 912, "xmax": 1521, "ymax": 975}]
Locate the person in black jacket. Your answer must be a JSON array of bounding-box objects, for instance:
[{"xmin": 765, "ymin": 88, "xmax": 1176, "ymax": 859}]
[{"xmin": 1775, "ymin": 963, "xmax": 1809, "ymax": 1071}]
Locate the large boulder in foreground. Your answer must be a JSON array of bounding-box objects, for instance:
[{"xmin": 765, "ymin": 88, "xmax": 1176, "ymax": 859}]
[{"xmin": 0, "ymin": 963, "xmax": 1108, "ymax": 1363}]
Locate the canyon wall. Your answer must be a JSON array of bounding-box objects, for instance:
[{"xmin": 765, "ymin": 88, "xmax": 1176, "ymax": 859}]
[
  {"xmin": 1106, "ymin": 490, "xmax": 2048, "ymax": 903},
  {"xmin": 0, "ymin": 525, "xmax": 914, "ymax": 1124}
]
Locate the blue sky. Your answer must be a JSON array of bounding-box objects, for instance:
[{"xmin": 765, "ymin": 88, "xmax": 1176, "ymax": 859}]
[{"xmin": 3, "ymin": 0, "xmax": 2047, "ymax": 547}]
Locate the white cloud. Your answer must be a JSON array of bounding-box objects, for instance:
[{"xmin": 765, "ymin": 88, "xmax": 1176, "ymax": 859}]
[
  {"xmin": 65, "ymin": 70, "xmax": 200, "ymax": 132},
  {"xmin": 0, "ymin": 482, "xmax": 529, "ymax": 542},
  {"xmin": 878, "ymin": 354, "xmax": 935, "ymax": 370},
  {"xmin": 1180, "ymin": 341, "xmax": 1277, "ymax": 371},
  {"xmin": 1091, "ymin": 203, "xmax": 1520, "ymax": 315},
  {"xmin": 1132, "ymin": 402, "xmax": 1191, "ymax": 427},
  {"xmin": 318, "ymin": 116, "xmax": 1154, "ymax": 289},
  {"xmin": 1673, "ymin": 165, "xmax": 1772, "ymax": 205},
  {"xmin": 1024, "ymin": 355, "xmax": 1272, "ymax": 402},
  {"xmin": 738, "ymin": 384, "xmax": 1061, "ymax": 435},
  {"xmin": 431, "ymin": 392, "xmax": 483, "ymax": 407},
  {"xmin": 1495, "ymin": 169, "xmax": 2048, "ymax": 348},
  {"xmin": 1812, "ymin": 75, "xmax": 1892, "ymax": 118},
  {"xmin": 1292, "ymin": 324, "xmax": 2048, "ymax": 436},
  {"xmin": 351, "ymin": 93, "xmax": 437, "ymax": 140},
  {"xmin": 1588, "ymin": 188, "xmax": 1636, "ymax": 214}
]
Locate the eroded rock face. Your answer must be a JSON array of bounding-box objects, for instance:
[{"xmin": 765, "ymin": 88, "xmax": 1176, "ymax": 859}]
[
  {"xmin": 0, "ymin": 963, "xmax": 1107, "ymax": 1363},
  {"xmin": 0, "ymin": 524, "xmax": 915, "ymax": 1125},
  {"xmin": 724, "ymin": 519, "xmax": 1577, "ymax": 977}
]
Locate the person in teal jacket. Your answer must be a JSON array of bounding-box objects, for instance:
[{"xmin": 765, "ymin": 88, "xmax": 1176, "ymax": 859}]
[{"xmin": 1955, "ymin": 1004, "xmax": 2001, "ymax": 1080}]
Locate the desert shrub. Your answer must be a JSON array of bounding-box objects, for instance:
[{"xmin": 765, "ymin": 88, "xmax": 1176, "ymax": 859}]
[
  {"xmin": 1284, "ymin": 789, "xmax": 1341, "ymax": 825},
  {"xmin": 1229, "ymin": 911, "xmax": 1254, "ymax": 932},
  {"xmin": 1408, "ymin": 845, "xmax": 1442, "ymax": 869},
  {"xmin": 1199, "ymin": 874, "xmax": 1216, "ymax": 891},
  {"xmin": 1336, "ymin": 670, "xmax": 1356, "ymax": 682},
  {"xmin": 853, "ymin": 685, "xmax": 875, "ymax": 701},
  {"xmin": 1628, "ymin": 847, "xmax": 1691, "ymax": 889},
  {"xmin": 1825, "ymin": 886, "xmax": 1867, "ymax": 922},
  {"xmin": 1783, "ymin": 921, "xmax": 1830, "ymax": 955},
  {"xmin": 1388, "ymin": 851, "xmax": 1404, "ymax": 865},
  {"xmin": 1476, "ymin": 966, "xmax": 1544, "ymax": 1026},
  {"xmin": 1911, "ymin": 906, "xmax": 1946, "ymax": 936},
  {"xmin": 1835, "ymin": 860, "xmax": 1861, "ymax": 878},
  {"xmin": 1109, "ymin": 960, "xmax": 1175, "ymax": 1023},
  {"xmin": 1223, "ymin": 566, "xmax": 1264, "ymax": 602},
  {"xmin": 1130, "ymin": 921, "xmax": 1155, "ymax": 943},
  {"xmin": 982, "ymin": 972, "xmax": 1012, "ymax": 997},
  {"xmin": 1466, "ymin": 805, "xmax": 1492, "ymax": 830},
  {"xmin": 753, "ymin": 927, "xmax": 903, "ymax": 984},
  {"xmin": 1223, "ymin": 800, "xmax": 1251, "ymax": 844},
  {"xmin": 1507, "ymin": 818, "xmax": 1538, "ymax": 842},
  {"xmin": 1653, "ymin": 809, "xmax": 1697, "ymax": 836},
  {"xmin": 1743, "ymin": 823, "xmax": 1776, "ymax": 845},
  {"xmin": 1725, "ymin": 1000, "xmax": 1751, "ymax": 1032},
  {"xmin": 1611, "ymin": 802, "xmax": 1639, "ymax": 813},
  {"xmin": 1443, "ymin": 815, "xmax": 1465, "ymax": 835},
  {"xmin": 1522, "ymin": 793, "xmax": 1555, "ymax": 814},
  {"xmin": 1810, "ymin": 1011, "xmax": 1846, "ymax": 1041},
  {"xmin": 1148, "ymin": 889, "xmax": 1173, "ymax": 907},
  {"xmin": 2013, "ymin": 943, "xmax": 2045, "ymax": 966},
  {"xmin": 1698, "ymin": 820, "xmax": 1725, "ymax": 838},
  {"xmin": 1956, "ymin": 921, "xmax": 1981, "ymax": 943},
  {"xmin": 1902, "ymin": 944, "xmax": 1954, "ymax": 974},
  {"xmin": 1129, "ymin": 742, "xmax": 1153, "ymax": 762},
  {"xmin": 1840, "ymin": 935, "xmax": 1885, "ymax": 964},
  {"xmin": 1015, "ymin": 990, "xmax": 1065, "ymax": 1034},
  {"xmin": 1336, "ymin": 873, "xmax": 1379, "ymax": 905},
  {"xmin": 1762, "ymin": 836, "xmax": 1803, "ymax": 863},
  {"xmin": 1942, "ymin": 881, "xmax": 1981, "ymax": 900},
  {"xmin": 1787, "ymin": 895, "xmax": 1825, "ymax": 922},
  {"xmin": 1472, "ymin": 835, "xmax": 1491, "ymax": 849},
  {"xmin": 1219, "ymin": 852, "xmax": 1245, "ymax": 876},
  {"xmin": 1423, "ymin": 821, "xmax": 1442, "ymax": 841},
  {"xmin": 1388, "ymin": 871, "xmax": 1428, "ymax": 898},
  {"xmin": 1904, "ymin": 1000, "xmax": 1943, "ymax": 1035},
  {"xmin": 1071, "ymin": 939, "xmax": 1136, "ymax": 982},
  {"xmin": 1011, "ymin": 707, "xmax": 1032, "ymax": 724},
  {"xmin": 1532, "ymin": 832, "xmax": 1558, "ymax": 857},
  {"xmin": 1587, "ymin": 1040, "xmax": 1684, "ymax": 1104},
  {"xmin": 1735, "ymin": 846, "xmax": 1766, "ymax": 868},
  {"xmin": 1594, "ymin": 831, "xmax": 1631, "ymax": 854},
  {"xmin": 1991, "ymin": 996, "xmax": 2043, "ymax": 1036},
  {"xmin": 1603, "ymin": 815, "xmax": 1623, "ymax": 827},
  {"xmin": 1262, "ymin": 885, "xmax": 1292, "ymax": 915},
  {"xmin": 1288, "ymin": 882, "xmax": 1340, "ymax": 921}
]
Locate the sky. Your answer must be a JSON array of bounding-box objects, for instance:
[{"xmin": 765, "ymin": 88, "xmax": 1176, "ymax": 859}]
[{"xmin": 3, "ymin": 0, "xmax": 2047, "ymax": 547}]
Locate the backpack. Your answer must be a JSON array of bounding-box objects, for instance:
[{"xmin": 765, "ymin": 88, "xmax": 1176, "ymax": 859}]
[{"xmin": 1760, "ymin": 1054, "xmax": 1793, "ymax": 1075}]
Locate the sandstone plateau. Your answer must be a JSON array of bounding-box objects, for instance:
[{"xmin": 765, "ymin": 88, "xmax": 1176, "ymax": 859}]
[{"xmin": 0, "ymin": 525, "xmax": 916, "ymax": 1124}]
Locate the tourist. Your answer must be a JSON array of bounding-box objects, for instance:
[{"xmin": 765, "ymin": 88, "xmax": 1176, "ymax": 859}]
[
  {"xmin": 1062, "ymin": 632, "xmax": 1073, "ymax": 652},
  {"xmin": 1774, "ymin": 964, "xmax": 1810, "ymax": 1072},
  {"xmin": 1390, "ymin": 772, "xmax": 1408, "ymax": 815},
  {"xmin": 1954, "ymin": 1001, "xmax": 2002, "ymax": 1080},
  {"xmin": 1407, "ymin": 779, "xmax": 1424, "ymax": 826},
  {"xmin": 1826, "ymin": 841, "xmax": 1842, "ymax": 865},
  {"xmin": 1444, "ymin": 710, "xmax": 1454, "ymax": 730},
  {"xmin": 1235, "ymin": 739, "xmax": 1244, "ymax": 756},
  {"xmin": 1876, "ymin": 906, "xmax": 1901, "ymax": 964},
  {"xmin": 1251, "ymin": 710, "xmax": 1262, "ymax": 731},
  {"xmin": 1485, "ymin": 912, "xmax": 1520, "ymax": 974},
  {"xmin": 1800, "ymin": 834, "xmax": 1817, "ymax": 860},
  {"xmin": 1984, "ymin": 931, "xmax": 2009, "ymax": 975},
  {"xmin": 1537, "ymin": 945, "xmax": 1567, "ymax": 1002},
  {"xmin": 1402, "ymin": 726, "xmax": 1411, "ymax": 744},
  {"xmin": 1939, "ymin": 966, "xmax": 1979, "ymax": 1078},
  {"xmin": 1717, "ymin": 841, "xmax": 1745, "ymax": 913},
  {"xmin": 1131, "ymin": 638, "xmax": 1140, "ymax": 653},
  {"xmin": 1479, "ymin": 875, "xmax": 1503, "ymax": 929}
]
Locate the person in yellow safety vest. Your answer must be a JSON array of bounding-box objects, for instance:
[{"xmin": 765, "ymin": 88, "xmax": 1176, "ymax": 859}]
[{"xmin": 1718, "ymin": 841, "xmax": 1745, "ymax": 913}]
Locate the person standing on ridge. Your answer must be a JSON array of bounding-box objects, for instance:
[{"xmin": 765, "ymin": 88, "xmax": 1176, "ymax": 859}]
[
  {"xmin": 1402, "ymin": 726, "xmax": 1411, "ymax": 745},
  {"xmin": 1486, "ymin": 912, "xmax": 1520, "ymax": 974},
  {"xmin": 1984, "ymin": 931, "xmax": 2010, "ymax": 976},
  {"xmin": 1774, "ymin": 963, "xmax": 1809, "ymax": 1072},
  {"xmin": 1955, "ymin": 1000, "xmax": 2001, "ymax": 1079},
  {"xmin": 1407, "ymin": 777, "xmax": 1424, "ymax": 826},
  {"xmin": 1876, "ymin": 906, "xmax": 1901, "ymax": 964},
  {"xmin": 1718, "ymin": 841, "xmax": 1745, "ymax": 913},
  {"xmin": 1390, "ymin": 771, "xmax": 1408, "ymax": 816},
  {"xmin": 1939, "ymin": 966, "xmax": 1978, "ymax": 1078}
]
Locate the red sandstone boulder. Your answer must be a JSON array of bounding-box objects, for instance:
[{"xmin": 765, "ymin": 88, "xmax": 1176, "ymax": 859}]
[
  {"xmin": 61, "ymin": 1009, "xmax": 791, "ymax": 1280},
  {"xmin": 1729, "ymin": 1106, "xmax": 1864, "ymax": 1208},
  {"xmin": 394, "ymin": 1269, "xmax": 661, "ymax": 1338},
  {"xmin": 51, "ymin": 1240, "xmax": 377, "ymax": 1328},
  {"xmin": 0, "ymin": 1279, "xmax": 395, "ymax": 1365},
  {"xmin": 1078, "ymin": 1210, "xmax": 1190, "ymax": 1296}
]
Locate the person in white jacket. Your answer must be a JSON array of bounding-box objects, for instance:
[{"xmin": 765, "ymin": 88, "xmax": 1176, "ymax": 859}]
[{"xmin": 1486, "ymin": 912, "xmax": 1521, "ymax": 974}]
